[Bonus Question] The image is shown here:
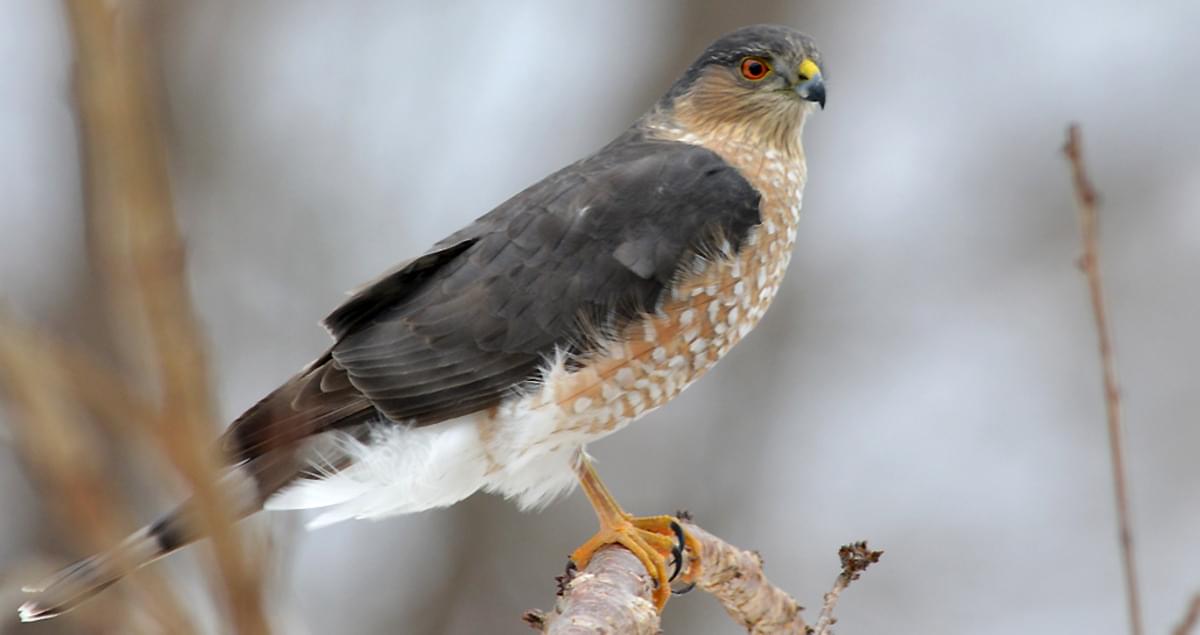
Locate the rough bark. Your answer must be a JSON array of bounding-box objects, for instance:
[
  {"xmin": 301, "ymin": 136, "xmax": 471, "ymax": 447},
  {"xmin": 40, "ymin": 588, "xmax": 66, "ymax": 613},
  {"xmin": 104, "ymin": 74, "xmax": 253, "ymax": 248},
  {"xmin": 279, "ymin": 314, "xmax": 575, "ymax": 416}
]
[{"xmin": 526, "ymin": 522, "xmax": 880, "ymax": 634}]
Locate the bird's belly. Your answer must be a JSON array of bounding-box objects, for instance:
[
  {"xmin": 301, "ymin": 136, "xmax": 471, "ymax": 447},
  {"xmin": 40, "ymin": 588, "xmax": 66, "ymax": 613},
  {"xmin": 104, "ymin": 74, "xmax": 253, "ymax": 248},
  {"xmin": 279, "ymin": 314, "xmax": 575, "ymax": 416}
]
[
  {"xmin": 559, "ymin": 237, "xmax": 792, "ymax": 430},
  {"xmin": 482, "ymin": 188, "xmax": 803, "ymax": 497}
]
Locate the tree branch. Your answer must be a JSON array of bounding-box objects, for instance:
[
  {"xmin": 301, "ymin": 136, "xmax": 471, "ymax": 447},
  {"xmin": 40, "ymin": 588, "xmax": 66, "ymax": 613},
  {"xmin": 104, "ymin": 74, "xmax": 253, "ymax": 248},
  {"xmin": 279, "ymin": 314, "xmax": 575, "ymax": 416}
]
[
  {"xmin": 525, "ymin": 522, "xmax": 880, "ymax": 634},
  {"xmin": 1063, "ymin": 124, "xmax": 1143, "ymax": 635},
  {"xmin": 523, "ymin": 547, "xmax": 659, "ymax": 635}
]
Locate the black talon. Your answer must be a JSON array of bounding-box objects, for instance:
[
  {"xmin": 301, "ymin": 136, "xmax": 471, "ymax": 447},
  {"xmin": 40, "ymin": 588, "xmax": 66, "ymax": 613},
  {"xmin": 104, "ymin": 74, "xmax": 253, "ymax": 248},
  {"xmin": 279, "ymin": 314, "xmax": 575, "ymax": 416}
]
[
  {"xmin": 667, "ymin": 520, "xmax": 687, "ymax": 582},
  {"xmin": 668, "ymin": 544, "xmax": 684, "ymax": 583},
  {"xmin": 670, "ymin": 520, "xmax": 687, "ymax": 552},
  {"xmin": 672, "ymin": 581, "xmax": 697, "ymax": 595}
]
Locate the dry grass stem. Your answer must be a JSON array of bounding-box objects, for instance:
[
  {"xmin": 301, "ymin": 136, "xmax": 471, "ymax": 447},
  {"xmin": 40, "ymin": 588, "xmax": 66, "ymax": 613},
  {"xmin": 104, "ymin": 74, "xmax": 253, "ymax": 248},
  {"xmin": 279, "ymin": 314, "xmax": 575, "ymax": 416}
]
[
  {"xmin": 1062, "ymin": 124, "xmax": 1143, "ymax": 635},
  {"xmin": 59, "ymin": 0, "xmax": 268, "ymax": 631},
  {"xmin": 0, "ymin": 319, "xmax": 195, "ymax": 633}
]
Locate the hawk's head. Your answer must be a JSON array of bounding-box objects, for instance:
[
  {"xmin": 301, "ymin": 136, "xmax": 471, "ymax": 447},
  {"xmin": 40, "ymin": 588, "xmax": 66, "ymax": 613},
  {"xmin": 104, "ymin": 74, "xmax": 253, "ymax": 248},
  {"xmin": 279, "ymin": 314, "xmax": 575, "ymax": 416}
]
[{"xmin": 657, "ymin": 25, "xmax": 825, "ymax": 152}]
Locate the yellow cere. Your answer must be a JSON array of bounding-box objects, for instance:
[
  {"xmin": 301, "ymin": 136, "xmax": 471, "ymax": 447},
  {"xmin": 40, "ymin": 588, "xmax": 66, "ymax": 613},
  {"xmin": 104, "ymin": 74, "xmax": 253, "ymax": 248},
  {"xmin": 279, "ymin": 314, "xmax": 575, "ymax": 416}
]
[{"xmin": 799, "ymin": 58, "xmax": 822, "ymax": 81}]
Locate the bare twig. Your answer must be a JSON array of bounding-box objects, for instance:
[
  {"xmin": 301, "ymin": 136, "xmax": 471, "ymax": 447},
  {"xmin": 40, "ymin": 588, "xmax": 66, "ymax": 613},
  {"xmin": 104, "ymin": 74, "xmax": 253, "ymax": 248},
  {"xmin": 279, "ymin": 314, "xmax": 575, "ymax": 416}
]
[
  {"xmin": 528, "ymin": 523, "xmax": 879, "ymax": 634},
  {"xmin": 62, "ymin": 1, "xmax": 267, "ymax": 632},
  {"xmin": 1173, "ymin": 594, "xmax": 1200, "ymax": 635},
  {"xmin": 811, "ymin": 542, "xmax": 883, "ymax": 635},
  {"xmin": 1063, "ymin": 124, "xmax": 1143, "ymax": 635}
]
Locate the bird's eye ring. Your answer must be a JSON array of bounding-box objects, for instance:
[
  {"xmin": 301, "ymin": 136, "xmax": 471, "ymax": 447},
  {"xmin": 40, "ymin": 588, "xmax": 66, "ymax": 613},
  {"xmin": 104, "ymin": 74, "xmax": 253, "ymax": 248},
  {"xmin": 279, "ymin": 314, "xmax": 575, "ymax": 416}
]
[{"xmin": 739, "ymin": 57, "xmax": 771, "ymax": 81}]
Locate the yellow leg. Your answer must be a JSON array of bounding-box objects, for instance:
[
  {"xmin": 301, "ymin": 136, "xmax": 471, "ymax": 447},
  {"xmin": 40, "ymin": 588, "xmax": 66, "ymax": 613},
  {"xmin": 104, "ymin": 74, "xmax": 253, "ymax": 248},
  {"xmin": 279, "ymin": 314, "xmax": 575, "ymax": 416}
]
[{"xmin": 569, "ymin": 456, "xmax": 702, "ymax": 610}]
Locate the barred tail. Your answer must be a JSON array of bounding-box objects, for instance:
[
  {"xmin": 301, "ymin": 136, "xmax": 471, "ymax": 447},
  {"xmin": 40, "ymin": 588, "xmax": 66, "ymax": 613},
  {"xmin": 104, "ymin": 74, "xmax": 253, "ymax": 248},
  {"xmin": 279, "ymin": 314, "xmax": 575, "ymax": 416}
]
[
  {"xmin": 17, "ymin": 462, "xmax": 265, "ymax": 622},
  {"xmin": 17, "ymin": 430, "xmax": 357, "ymax": 622},
  {"xmin": 17, "ymin": 511, "xmax": 192, "ymax": 623}
]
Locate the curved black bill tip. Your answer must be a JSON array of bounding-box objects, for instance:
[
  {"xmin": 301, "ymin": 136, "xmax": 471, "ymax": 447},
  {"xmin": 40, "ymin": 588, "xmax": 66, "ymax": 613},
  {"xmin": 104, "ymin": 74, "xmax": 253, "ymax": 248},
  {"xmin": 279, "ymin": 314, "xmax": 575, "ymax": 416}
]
[{"xmin": 797, "ymin": 77, "xmax": 826, "ymax": 110}]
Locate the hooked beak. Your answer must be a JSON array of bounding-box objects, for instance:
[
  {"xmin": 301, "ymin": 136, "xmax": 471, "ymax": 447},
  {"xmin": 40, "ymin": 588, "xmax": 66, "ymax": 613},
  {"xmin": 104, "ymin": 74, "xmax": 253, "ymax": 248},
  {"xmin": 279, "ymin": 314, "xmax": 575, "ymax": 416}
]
[
  {"xmin": 796, "ymin": 76, "xmax": 825, "ymax": 109},
  {"xmin": 794, "ymin": 58, "xmax": 825, "ymax": 109}
]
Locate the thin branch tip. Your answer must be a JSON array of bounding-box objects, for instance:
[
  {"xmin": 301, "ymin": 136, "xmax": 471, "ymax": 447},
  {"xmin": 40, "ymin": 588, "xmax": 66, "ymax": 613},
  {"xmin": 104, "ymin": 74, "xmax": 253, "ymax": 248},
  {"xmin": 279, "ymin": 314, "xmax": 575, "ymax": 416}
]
[
  {"xmin": 838, "ymin": 541, "xmax": 883, "ymax": 583},
  {"xmin": 1173, "ymin": 594, "xmax": 1200, "ymax": 635},
  {"xmin": 1062, "ymin": 123, "xmax": 1143, "ymax": 635}
]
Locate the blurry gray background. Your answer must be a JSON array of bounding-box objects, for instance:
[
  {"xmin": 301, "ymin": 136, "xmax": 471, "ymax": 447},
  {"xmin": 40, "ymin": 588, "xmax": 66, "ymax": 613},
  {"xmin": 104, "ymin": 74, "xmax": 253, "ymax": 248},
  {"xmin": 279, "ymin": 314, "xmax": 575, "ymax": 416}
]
[{"xmin": 2, "ymin": 0, "xmax": 1199, "ymax": 633}]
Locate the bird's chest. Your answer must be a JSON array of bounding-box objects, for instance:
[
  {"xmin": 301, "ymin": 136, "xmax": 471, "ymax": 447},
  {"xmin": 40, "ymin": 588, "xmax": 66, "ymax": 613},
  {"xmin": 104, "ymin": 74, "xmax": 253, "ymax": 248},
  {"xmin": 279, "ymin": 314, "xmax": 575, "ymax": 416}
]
[{"xmin": 544, "ymin": 148, "xmax": 806, "ymax": 437}]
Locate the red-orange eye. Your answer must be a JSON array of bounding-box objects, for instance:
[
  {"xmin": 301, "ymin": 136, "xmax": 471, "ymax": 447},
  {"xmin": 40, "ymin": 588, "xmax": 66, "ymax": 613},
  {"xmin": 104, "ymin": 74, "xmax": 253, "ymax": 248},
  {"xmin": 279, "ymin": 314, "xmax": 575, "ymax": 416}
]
[{"xmin": 740, "ymin": 57, "xmax": 771, "ymax": 80}]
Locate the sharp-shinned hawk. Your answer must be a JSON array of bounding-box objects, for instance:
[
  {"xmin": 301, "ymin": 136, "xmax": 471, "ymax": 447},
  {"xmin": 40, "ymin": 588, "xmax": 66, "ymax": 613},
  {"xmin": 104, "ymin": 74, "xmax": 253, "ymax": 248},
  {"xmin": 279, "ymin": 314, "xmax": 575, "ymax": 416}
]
[{"xmin": 20, "ymin": 23, "xmax": 826, "ymax": 620}]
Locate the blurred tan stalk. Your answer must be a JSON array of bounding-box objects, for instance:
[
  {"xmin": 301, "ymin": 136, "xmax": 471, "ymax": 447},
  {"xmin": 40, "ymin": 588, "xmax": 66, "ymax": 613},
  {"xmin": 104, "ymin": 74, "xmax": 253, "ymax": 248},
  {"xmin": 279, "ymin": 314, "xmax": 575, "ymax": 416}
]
[
  {"xmin": 0, "ymin": 0, "xmax": 266, "ymax": 632},
  {"xmin": 0, "ymin": 323, "xmax": 194, "ymax": 633}
]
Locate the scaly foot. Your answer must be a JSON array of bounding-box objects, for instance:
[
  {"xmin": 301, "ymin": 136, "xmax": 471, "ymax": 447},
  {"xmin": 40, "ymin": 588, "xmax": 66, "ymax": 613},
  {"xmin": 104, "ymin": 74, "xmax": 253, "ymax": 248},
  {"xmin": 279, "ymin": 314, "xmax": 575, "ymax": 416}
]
[{"xmin": 570, "ymin": 458, "xmax": 702, "ymax": 610}]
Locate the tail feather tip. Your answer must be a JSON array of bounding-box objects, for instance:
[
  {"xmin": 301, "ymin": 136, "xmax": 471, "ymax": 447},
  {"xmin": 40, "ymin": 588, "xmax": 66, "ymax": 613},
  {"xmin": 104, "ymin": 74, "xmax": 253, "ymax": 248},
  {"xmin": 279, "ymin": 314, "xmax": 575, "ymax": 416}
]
[{"xmin": 17, "ymin": 600, "xmax": 58, "ymax": 623}]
